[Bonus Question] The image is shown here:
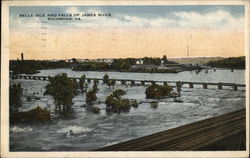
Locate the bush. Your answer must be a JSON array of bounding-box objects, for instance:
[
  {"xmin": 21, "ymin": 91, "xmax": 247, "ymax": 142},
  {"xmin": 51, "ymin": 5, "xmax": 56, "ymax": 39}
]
[
  {"xmin": 105, "ymin": 89, "xmax": 133, "ymax": 113},
  {"xmin": 130, "ymin": 100, "xmax": 139, "ymax": 108},
  {"xmin": 103, "ymin": 74, "xmax": 109, "ymax": 84},
  {"xmin": 86, "ymin": 90, "xmax": 97, "ymax": 106},
  {"xmin": 90, "ymin": 106, "xmax": 101, "ymax": 114},
  {"xmin": 145, "ymin": 84, "xmax": 173, "ymax": 99},
  {"xmin": 10, "ymin": 84, "xmax": 23, "ymax": 113},
  {"xmin": 10, "ymin": 106, "xmax": 51, "ymax": 124},
  {"xmin": 150, "ymin": 102, "xmax": 158, "ymax": 109}
]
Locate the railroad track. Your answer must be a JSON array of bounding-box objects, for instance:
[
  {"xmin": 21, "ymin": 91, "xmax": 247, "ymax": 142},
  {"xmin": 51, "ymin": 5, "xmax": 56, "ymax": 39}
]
[{"xmin": 96, "ymin": 109, "xmax": 246, "ymax": 151}]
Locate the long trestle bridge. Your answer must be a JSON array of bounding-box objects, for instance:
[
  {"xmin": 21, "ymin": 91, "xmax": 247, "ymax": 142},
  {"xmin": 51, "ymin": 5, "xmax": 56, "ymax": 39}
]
[{"xmin": 10, "ymin": 74, "xmax": 245, "ymax": 91}]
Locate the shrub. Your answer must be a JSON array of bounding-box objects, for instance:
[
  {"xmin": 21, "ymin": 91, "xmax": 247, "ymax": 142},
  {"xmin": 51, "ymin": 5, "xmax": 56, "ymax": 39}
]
[
  {"xmin": 145, "ymin": 84, "xmax": 173, "ymax": 99},
  {"xmin": 79, "ymin": 74, "xmax": 86, "ymax": 92},
  {"xmin": 86, "ymin": 90, "xmax": 97, "ymax": 106},
  {"xmin": 10, "ymin": 106, "xmax": 51, "ymax": 124},
  {"xmin": 130, "ymin": 100, "xmax": 139, "ymax": 108},
  {"xmin": 105, "ymin": 89, "xmax": 133, "ymax": 113},
  {"xmin": 10, "ymin": 84, "xmax": 23, "ymax": 113},
  {"xmin": 150, "ymin": 102, "xmax": 158, "ymax": 109},
  {"xmin": 103, "ymin": 74, "xmax": 109, "ymax": 84},
  {"xmin": 90, "ymin": 106, "xmax": 101, "ymax": 114}
]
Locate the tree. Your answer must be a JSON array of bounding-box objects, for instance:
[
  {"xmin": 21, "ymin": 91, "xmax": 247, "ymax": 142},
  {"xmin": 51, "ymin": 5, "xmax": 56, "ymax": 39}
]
[
  {"xmin": 92, "ymin": 79, "xmax": 99, "ymax": 93},
  {"xmin": 79, "ymin": 74, "xmax": 86, "ymax": 92},
  {"xmin": 105, "ymin": 89, "xmax": 138, "ymax": 113},
  {"xmin": 163, "ymin": 55, "xmax": 168, "ymax": 64},
  {"xmin": 85, "ymin": 90, "xmax": 97, "ymax": 106},
  {"xmin": 44, "ymin": 73, "xmax": 77, "ymax": 113},
  {"xmin": 10, "ymin": 84, "xmax": 23, "ymax": 113},
  {"xmin": 176, "ymin": 81, "xmax": 183, "ymax": 96},
  {"xmin": 145, "ymin": 84, "xmax": 173, "ymax": 99},
  {"xmin": 103, "ymin": 74, "xmax": 109, "ymax": 84},
  {"xmin": 110, "ymin": 79, "xmax": 116, "ymax": 88}
]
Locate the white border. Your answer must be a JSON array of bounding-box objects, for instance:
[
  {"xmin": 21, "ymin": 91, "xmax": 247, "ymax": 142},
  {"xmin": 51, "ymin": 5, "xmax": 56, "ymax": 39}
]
[{"xmin": 1, "ymin": 0, "xmax": 249, "ymax": 157}]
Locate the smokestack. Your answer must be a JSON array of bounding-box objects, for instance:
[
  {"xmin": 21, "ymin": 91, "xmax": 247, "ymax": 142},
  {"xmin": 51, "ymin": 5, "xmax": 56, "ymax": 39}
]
[{"xmin": 21, "ymin": 53, "xmax": 24, "ymax": 61}]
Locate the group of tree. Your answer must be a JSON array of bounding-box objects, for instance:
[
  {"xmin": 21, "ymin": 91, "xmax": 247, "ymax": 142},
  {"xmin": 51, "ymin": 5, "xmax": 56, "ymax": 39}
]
[
  {"xmin": 9, "ymin": 84, "xmax": 23, "ymax": 113},
  {"xmin": 145, "ymin": 83, "xmax": 173, "ymax": 99},
  {"xmin": 103, "ymin": 74, "xmax": 116, "ymax": 89},
  {"xmin": 10, "ymin": 60, "xmax": 69, "ymax": 75},
  {"xmin": 10, "ymin": 106, "xmax": 51, "ymax": 124},
  {"xmin": 111, "ymin": 58, "xmax": 137, "ymax": 70},
  {"xmin": 142, "ymin": 57, "xmax": 162, "ymax": 65},
  {"xmin": 105, "ymin": 89, "xmax": 138, "ymax": 113},
  {"xmin": 206, "ymin": 56, "xmax": 245, "ymax": 69},
  {"xmin": 9, "ymin": 84, "xmax": 51, "ymax": 123},
  {"xmin": 78, "ymin": 74, "xmax": 88, "ymax": 92},
  {"xmin": 85, "ymin": 79, "xmax": 99, "ymax": 106},
  {"xmin": 43, "ymin": 73, "xmax": 78, "ymax": 113}
]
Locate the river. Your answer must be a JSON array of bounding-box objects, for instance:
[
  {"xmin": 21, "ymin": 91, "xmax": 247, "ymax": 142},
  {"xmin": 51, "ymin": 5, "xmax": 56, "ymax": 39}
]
[{"xmin": 10, "ymin": 69, "xmax": 245, "ymax": 151}]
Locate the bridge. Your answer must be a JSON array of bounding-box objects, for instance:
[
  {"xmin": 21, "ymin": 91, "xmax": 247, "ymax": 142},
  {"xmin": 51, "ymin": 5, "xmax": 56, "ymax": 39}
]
[
  {"xmin": 96, "ymin": 109, "xmax": 246, "ymax": 151},
  {"xmin": 10, "ymin": 74, "xmax": 245, "ymax": 91}
]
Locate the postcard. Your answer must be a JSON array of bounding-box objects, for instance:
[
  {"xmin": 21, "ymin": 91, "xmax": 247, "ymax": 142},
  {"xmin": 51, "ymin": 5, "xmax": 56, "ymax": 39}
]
[{"xmin": 1, "ymin": 0, "xmax": 249, "ymax": 157}]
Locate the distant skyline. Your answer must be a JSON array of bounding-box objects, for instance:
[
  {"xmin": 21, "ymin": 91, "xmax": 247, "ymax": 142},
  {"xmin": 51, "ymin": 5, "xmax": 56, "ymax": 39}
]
[{"xmin": 9, "ymin": 5, "xmax": 245, "ymax": 60}]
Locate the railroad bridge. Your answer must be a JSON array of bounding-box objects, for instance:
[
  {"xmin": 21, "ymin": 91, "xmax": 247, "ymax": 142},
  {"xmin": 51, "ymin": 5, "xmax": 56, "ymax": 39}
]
[{"xmin": 10, "ymin": 74, "xmax": 245, "ymax": 91}]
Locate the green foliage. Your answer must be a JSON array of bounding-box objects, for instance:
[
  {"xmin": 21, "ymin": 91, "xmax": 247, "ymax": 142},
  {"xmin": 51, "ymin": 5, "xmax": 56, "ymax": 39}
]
[
  {"xmin": 86, "ymin": 90, "xmax": 97, "ymax": 106},
  {"xmin": 109, "ymin": 79, "xmax": 116, "ymax": 88},
  {"xmin": 10, "ymin": 60, "xmax": 69, "ymax": 74},
  {"xmin": 131, "ymin": 100, "xmax": 139, "ymax": 108},
  {"xmin": 44, "ymin": 73, "xmax": 77, "ymax": 113},
  {"xmin": 10, "ymin": 106, "xmax": 51, "ymax": 124},
  {"xmin": 150, "ymin": 102, "xmax": 158, "ymax": 109},
  {"xmin": 112, "ymin": 89, "xmax": 126, "ymax": 99},
  {"xmin": 162, "ymin": 55, "xmax": 168, "ymax": 64},
  {"xmin": 111, "ymin": 58, "xmax": 136, "ymax": 70},
  {"xmin": 79, "ymin": 74, "xmax": 86, "ymax": 92},
  {"xmin": 176, "ymin": 81, "xmax": 183, "ymax": 95},
  {"xmin": 90, "ymin": 106, "xmax": 101, "ymax": 114},
  {"xmin": 142, "ymin": 57, "xmax": 161, "ymax": 65},
  {"xmin": 103, "ymin": 74, "xmax": 109, "ymax": 84},
  {"xmin": 145, "ymin": 84, "xmax": 173, "ymax": 99},
  {"xmin": 206, "ymin": 56, "xmax": 245, "ymax": 69},
  {"xmin": 105, "ymin": 89, "xmax": 134, "ymax": 113},
  {"xmin": 10, "ymin": 84, "xmax": 23, "ymax": 113},
  {"xmin": 92, "ymin": 80, "xmax": 99, "ymax": 93}
]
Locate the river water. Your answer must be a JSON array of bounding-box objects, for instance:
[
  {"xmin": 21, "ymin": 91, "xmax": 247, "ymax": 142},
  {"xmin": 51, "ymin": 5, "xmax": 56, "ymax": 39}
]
[{"xmin": 10, "ymin": 69, "xmax": 245, "ymax": 151}]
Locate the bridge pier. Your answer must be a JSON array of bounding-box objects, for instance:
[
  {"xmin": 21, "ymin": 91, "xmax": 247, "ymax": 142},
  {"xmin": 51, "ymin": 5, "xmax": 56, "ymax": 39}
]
[
  {"xmin": 203, "ymin": 83, "xmax": 207, "ymax": 89},
  {"xmin": 233, "ymin": 84, "xmax": 238, "ymax": 91},
  {"xmin": 121, "ymin": 80, "xmax": 126, "ymax": 85},
  {"xmin": 141, "ymin": 81, "xmax": 145, "ymax": 86},
  {"xmin": 130, "ymin": 80, "xmax": 135, "ymax": 86},
  {"xmin": 151, "ymin": 81, "xmax": 156, "ymax": 85},
  {"xmin": 189, "ymin": 83, "xmax": 194, "ymax": 88},
  {"xmin": 218, "ymin": 84, "xmax": 222, "ymax": 90}
]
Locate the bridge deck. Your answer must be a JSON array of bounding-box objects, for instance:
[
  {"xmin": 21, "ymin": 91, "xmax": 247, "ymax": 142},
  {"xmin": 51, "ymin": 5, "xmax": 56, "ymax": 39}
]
[
  {"xmin": 96, "ymin": 109, "xmax": 246, "ymax": 151},
  {"xmin": 13, "ymin": 75, "xmax": 245, "ymax": 88}
]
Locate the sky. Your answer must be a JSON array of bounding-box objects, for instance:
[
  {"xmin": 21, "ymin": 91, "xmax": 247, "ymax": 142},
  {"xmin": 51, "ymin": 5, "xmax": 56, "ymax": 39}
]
[{"xmin": 9, "ymin": 5, "xmax": 245, "ymax": 60}]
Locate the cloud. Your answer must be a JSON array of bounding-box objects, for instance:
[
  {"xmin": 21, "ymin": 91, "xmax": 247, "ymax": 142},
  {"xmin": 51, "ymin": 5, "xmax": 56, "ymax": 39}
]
[
  {"xmin": 172, "ymin": 10, "xmax": 244, "ymax": 29},
  {"xmin": 10, "ymin": 7, "xmax": 244, "ymax": 31},
  {"xmin": 70, "ymin": 9, "xmax": 244, "ymax": 30},
  {"xmin": 65, "ymin": 7, "xmax": 84, "ymax": 15}
]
